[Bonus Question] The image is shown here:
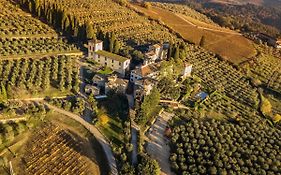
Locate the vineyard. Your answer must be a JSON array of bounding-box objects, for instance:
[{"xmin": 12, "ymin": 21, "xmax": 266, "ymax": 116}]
[
  {"xmin": 19, "ymin": 0, "xmax": 178, "ymax": 46},
  {"xmin": 21, "ymin": 123, "xmax": 100, "ymax": 174},
  {"xmin": 0, "ymin": 55, "xmax": 80, "ymax": 98},
  {"xmin": 170, "ymin": 118, "xmax": 281, "ymax": 174}
]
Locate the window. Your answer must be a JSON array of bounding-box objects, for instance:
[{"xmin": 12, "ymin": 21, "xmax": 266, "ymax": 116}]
[
  {"xmin": 119, "ymin": 62, "xmax": 121, "ymax": 66},
  {"xmin": 105, "ymin": 57, "xmax": 107, "ymax": 61},
  {"xmin": 112, "ymin": 60, "xmax": 114, "ymax": 63}
]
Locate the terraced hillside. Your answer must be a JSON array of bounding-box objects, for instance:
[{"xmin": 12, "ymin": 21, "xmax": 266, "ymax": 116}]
[
  {"xmin": 19, "ymin": 0, "xmax": 178, "ymax": 46},
  {"xmin": 0, "ymin": 0, "xmax": 56, "ymax": 38},
  {"xmin": 184, "ymin": 45, "xmax": 259, "ymax": 114},
  {"xmin": 0, "ymin": 0, "xmax": 81, "ymax": 59},
  {"xmin": 0, "ymin": 0, "xmax": 82, "ymax": 97}
]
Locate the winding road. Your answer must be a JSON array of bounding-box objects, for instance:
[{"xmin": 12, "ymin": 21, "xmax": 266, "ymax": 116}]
[{"xmin": 45, "ymin": 103, "xmax": 118, "ymax": 175}]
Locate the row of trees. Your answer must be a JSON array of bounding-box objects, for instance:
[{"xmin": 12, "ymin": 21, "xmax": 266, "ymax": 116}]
[
  {"xmin": 135, "ymin": 88, "xmax": 160, "ymax": 126},
  {"xmin": 0, "ymin": 56, "xmax": 79, "ymax": 98},
  {"xmin": 48, "ymin": 96, "xmax": 85, "ymax": 115},
  {"xmin": 19, "ymin": 0, "xmax": 93, "ymax": 41}
]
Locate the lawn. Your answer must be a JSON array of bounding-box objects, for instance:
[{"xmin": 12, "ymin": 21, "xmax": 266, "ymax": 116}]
[
  {"xmin": 131, "ymin": 4, "xmax": 256, "ymax": 64},
  {"xmin": 98, "ymin": 66, "xmax": 113, "ymax": 75},
  {"xmin": 96, "ymin": 115, "xmax": 124, "ymax": 146},
  {"xmin": 9, "ymin": 87, "xmax": 72, "ymax": 99},
  {"xmin": 95, "ymin": 92, "xmax": 129, "ymax": 146}
]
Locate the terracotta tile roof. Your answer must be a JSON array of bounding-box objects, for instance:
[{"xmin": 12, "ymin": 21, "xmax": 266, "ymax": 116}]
[{"xmin": 141, "ymin": 63, "xmax": 159, "ymax": 77}]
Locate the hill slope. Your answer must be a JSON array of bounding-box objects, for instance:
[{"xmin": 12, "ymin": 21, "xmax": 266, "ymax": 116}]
[{"xmin": 132, "ymin": 3, "xmax": 256, "ymax": 64}]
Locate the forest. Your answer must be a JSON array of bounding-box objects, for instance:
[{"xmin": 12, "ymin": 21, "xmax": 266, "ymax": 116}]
[{"xmin": 180, "ymin": 0, "xmax": 281, "ymax": 37}]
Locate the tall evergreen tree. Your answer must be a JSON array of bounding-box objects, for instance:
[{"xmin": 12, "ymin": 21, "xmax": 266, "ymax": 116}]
[
  {"xmin": 113, "ymin": 40, "xmax": 120, "ymax": 54},
  {"xmin": 173, "ymin": 46, "xmax": 180, "ymax": 60},
  {"xmin": 199, "ymin": 35, "xmax": 206, "ymax": 47},
  {"xmin": 86, "ymin": 21, "xmax": 95, "ymax": 40}
]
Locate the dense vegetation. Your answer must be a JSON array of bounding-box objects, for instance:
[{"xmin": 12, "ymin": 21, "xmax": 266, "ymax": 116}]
[
  {"xmin": 170, "ymin": 118, "xmax": 281, "ymax": 174},
  {"xmin": 181, "ymin": 0, "xmax": 281, "ymax": 37},
  {"xmin": 19, "ymin": 0, "xmax": 178, "ymax": 45}
]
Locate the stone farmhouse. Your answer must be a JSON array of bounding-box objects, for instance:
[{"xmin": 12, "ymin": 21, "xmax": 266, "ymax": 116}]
[
  {"xmin": 88, "ymin": 40, "xmax": 130, "ymax": 77},
  {"xmin": 143, "ymin": 43, "xmax": 168, "ymax": 65},
  {"xmin": 105, "ymin": 75, "xmax": 128, "ymax": 94},
  {"xmin": 130, "ymin": 63, "xmax": 160, "ymax": 83}
]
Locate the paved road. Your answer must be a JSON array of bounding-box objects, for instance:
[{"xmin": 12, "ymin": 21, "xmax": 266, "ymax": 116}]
[
  {"xmin": 45, "ymin": 103, "xmax": 118, "ymax": 175},
  {"xmin": 131, "ymin": 125, "xmax": 138, "ymax": 165},
  {"xmin": 146, "ymin": 111, "xmax": 175, "ymax": 175}
]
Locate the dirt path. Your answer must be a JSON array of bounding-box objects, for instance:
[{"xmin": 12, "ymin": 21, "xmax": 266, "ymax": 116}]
[
  {"xmin": 146, "ymin": 111, "xmax": 175, "ymax": 175},
  {"xmin": 44, "ymin": 103, "xmax": 118, "ymax": 175},
  {"xmin": 0, "ymin": 50, "xmax": 83, "ymax": 60},
  {"xmin": 175, "ymin": 13, "xmax": 241, "ymax": 36}
]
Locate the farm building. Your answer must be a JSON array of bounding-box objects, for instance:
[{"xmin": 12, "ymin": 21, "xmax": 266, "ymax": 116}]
[
  {"xmin": 88, "ymin": 40, "xmax": 130, "ymax": 77},
  {"xmin": 134, "ymin": 78, "xmax": 158, "ymax": 101},
  {"xmin": 181, "ymin": 63, "xmax": 193, "ymax": 79},
  {"xmin": 130, "ymin": 63, "xmax": 160, "ymax": 82},
  {"xmin": 105, "ymin": 74, "xmax": 129, "ymax": 94},
  {"xmin": 88, "ymin": 39, "xmax": 103, "ymax": 57},
  {"xmin": 143, "ymin": 43, "xmax": 168, "ymax": 65}
]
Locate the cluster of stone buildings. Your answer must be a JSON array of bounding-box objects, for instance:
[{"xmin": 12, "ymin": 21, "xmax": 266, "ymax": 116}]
[{"xmin": 86, "ymin": 40, "xmax": 192, "ymax": 101}]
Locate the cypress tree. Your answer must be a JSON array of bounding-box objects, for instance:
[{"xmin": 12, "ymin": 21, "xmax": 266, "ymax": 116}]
[
  {"xmin": 109, "ymin": 33, "xmax": 116, "ymax": 52},
  {"xmin": 199, "ymin": 36, "xmax": 206, "ymax": 47},
  {"xmin": 113, "ymin": 40, "xmax": 120, "ymax": 54},
  {"xmin": 86, "ymin": 21, "xmax": 95, "ymax": 40},
  {"xmin": 0, "ymin": 83, "xmax": 7, "ymax": 102},
  {"xmin": 173, "ymin": 46, "xmax": 180, "ymax": 60}
]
